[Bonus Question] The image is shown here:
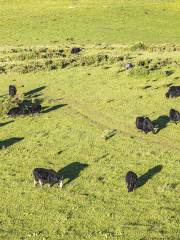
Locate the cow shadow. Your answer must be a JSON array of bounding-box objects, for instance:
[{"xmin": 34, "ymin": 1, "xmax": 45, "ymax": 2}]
[
  {"xmin": 138, "ymin": 165, "xmax": 163, "ymax": 188},
  {"xmin": 41, "ymin": 104, "xmax": 67, "ymax": 114},
  {"xmin": 153, "ymin": 115, "xmax": 170, "ymax": 133},
  {"xmin": 0, "ymin": 137, "xmax": 24, "ymax": 149},
  {"xmin": 24, "ymin": 86, "xmax": 46, "ymax": 97},
  {"xmin": 57, "ymin": 162, "xmax": 89, "ymax": 185},
  {"xmin": 0, "ymin": 120, "xmax": 14, "ymax": 127}
]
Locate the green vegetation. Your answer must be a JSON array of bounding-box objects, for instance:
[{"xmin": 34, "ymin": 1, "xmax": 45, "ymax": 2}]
[
  {"xmin": 0, "ymin": 0, "xmax": 180, "ymax": 45},
  {"xmin": 0, "ymin": 1, "xmax": 180, "ymax": 239},
  {"xmin": 0, "ymin": 46, "xmax": 179, "ymax": 239}
]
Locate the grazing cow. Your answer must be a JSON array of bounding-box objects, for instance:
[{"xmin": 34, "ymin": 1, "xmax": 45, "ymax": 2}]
[
  {"xmin": 169, "ymin": 109, "xmax": 180, "ymax": 124},
  {"xmin": 71, "ymin": 47, "xmax": 81, "ymax": 54},
  {"xmin": 33, "ymin": 168, "xmax": 63, "ymax": 188},
  {"xmin": 9, "ymin": 85, "xmax": 17, "ymax": 97},
  {"xmin": 165, "ymin": 86, "xmax": 180, "ymax": 98},
  {"xmin": 125, "ymin": 63, "xmax": 133, "ymax": 70},
  {"xmin": 7, "ymin": 107, "xmax": 24, "ymax": 117},
  {"xmin": 125, "ymin": 171, "xmax": 138, "ymax": 192},
  {"xmin": 136, "ymin": 116, "xmax": 155, "ymax": 133},
  {"xmin": 136, "ymin": 116, "xmax": 145, "ymax": 130},
  {"xmin": 142, "ymin": 117, "xmax": 155, "ymax": 134},
  {"xmin": 28, "ymin": 104, "xmax": 41, "ymax": 114}
]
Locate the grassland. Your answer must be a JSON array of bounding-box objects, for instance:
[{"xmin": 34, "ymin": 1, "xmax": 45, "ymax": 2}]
[
  {"xmin": 0, "ymin": 45, "xmax": 179, "ymax": 239},
  {"xmin": 0, "ymin": 0, "xmax": 180, "ymax": 45},
  {"xmin": 0, "ymin": 0, "xmax": 180, "ymax": 240}
]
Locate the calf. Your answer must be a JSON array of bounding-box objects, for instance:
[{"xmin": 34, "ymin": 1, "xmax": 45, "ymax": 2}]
[
  {"xmin": 9, "ymin": 85, "xmax": 17, "ymax": 97},
  {"xmin": 165, "ymin": 86, "xmax": 180, "ymax": 98},
  {"xmin": 169, "ymin": 108, "xmax": 180, "ymax": 124},
  {"xmin": 125, "ymin": 171, "xmax": 138, "ymax": 192},
  {"xmin": 33, "ymin": 168, "xmax": 63, "ymax": 188}
]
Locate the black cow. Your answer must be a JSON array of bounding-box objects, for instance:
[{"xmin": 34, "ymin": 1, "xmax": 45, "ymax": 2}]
[
  {"xmin": 7, "ymin": 107, "xmax": 24, "ymax": 117},
  {"xmin": 28, "ymin": 104, "xmax": 41, "ymax": 114},
  {"xmin": 169, "ymin": 108, "xmax": 180, "ymax": 124},
  {"xmin": 165, "ymin": 86, "xmax": 180, "ymax": 98},
  {"xmin": 71, "ymin": 47, "xmax": 81, "ymax": 54},
  {"xmin": 136, "ymin": 116, "xmax": 145, "ymax": 130},
  {"xmin": 9, "ymin": 85, "xmax": 17, "ymax": 97},
  {"xmin": 142, "ymin": 117, "xmax": 155, "ymax": 134},
  {"xmin": 33, "ymin": 168, "xmax": 63, "ymax": 188},
  {"xmin": 125, "ymin": 171, "xmax": 138, "ymax": 192},
  {"xmin": 136, "ymin": 116, "xmax": 155, "ymax": 133}
]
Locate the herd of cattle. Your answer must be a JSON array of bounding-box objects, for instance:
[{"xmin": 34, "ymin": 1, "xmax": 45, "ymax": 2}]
[
  {"xmin": 6, "ymin": 84, "xmax": 180, "ymax": 192},
  {"xmin": 128, "ymin": 85, "xmax": 180, "ymax": 192},
  {"xmin": 136, "ymin": 86, "xmax": 180, "ymax": 134},
  {"xmin": 8, "ymin": 85, "xmax": 41, "ymax": 117}
]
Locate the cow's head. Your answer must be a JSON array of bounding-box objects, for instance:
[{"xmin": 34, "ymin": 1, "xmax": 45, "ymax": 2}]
[{"xmin": 127, "ymin": 184, "xmax": 134, "ymax": 192}]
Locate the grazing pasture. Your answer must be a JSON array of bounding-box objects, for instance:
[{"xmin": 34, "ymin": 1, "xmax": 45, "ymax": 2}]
[
  {"xmin": 0, "ymin": 48, "xmax": 179, "ymax": 239},
  {"xmin": 0, "ymin": 0, "xmax": 180, "ymax": 45},
  {"xmin": 0, "ymin": 0, "xmax": 180, "ymax": 239}
]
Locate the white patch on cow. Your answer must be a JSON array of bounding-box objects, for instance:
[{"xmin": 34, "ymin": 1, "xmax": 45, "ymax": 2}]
[{"xmin": 59, "ymin": 180, "xmax": 63, "ymax": 188}]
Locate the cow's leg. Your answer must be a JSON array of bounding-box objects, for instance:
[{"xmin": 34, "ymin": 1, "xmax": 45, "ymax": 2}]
[
  {"xmin": 39, "ymin": 180, "xmax": 43, "ymax": 188},
  {"xmin": 34, "ymin": 179, "xmax": 38, "ymax": 186},
  {"xmin": 59, "ymin": 180, "xmax": 63, "ymax": 188}
]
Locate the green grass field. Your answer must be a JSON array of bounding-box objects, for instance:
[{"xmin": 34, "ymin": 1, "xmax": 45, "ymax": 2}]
[
  {"xmin": 0, "ymin": 1, "xmax": 180, "ymax": 240},
  {"xmin": 0, "ymin": 0, "xmax": 180, "ymax": 45}
]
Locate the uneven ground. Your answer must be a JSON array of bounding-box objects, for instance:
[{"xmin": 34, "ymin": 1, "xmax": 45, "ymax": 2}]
[{"xmin": 0, "ymin": 1, "xmax": 180, "ymax": 240}]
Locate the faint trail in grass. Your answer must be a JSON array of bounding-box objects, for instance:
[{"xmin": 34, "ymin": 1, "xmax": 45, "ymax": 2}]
[{"xmin": 64, "ymin": 97, "xmax": 180, "ymax": 152}]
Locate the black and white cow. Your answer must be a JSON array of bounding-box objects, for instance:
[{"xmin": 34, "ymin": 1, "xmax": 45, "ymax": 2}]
[{"xmin": 33, "ymin": 168, "xmax": 63, "ymax": 188}]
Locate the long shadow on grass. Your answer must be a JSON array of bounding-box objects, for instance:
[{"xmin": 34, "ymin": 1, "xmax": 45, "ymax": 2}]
[
  {"xmin": 0, "ymin": 120, "xmax": 14, "ymax": 127},
  {"xmin": 0, "ymin": 137, "xmax": 24, "ymax": 149},
  {"xmin": 24, "ymin": 86, "xmax": 46, "ymax": 97},
  {"xmin": 138, "ymin": 165, "xmax": 163, "ymax": 188},
  {"xmin": 41, "ymin": 104, "xmax": 67, "ymax": 114},
  {"xmin": 57, "ymin": 162, "xmax": 88, "ymax": 185},
  {"xmin": 153, "ymin": 115, "xmax": 170, "ymax": 133}
]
